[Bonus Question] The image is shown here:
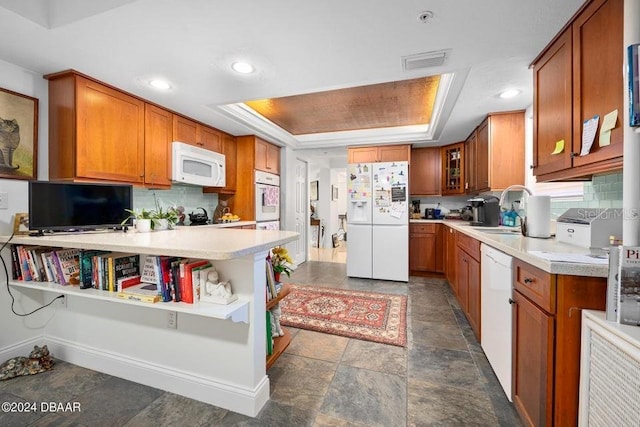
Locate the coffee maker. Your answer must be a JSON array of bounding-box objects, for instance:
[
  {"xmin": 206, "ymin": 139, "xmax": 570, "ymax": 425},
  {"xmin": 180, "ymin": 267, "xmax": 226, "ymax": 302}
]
[
  {"xmin": 467, "ymin": 196, "xmax": 500, "ymax": 226},
  {"xmin": 411, "ymin": 200, "xmax": 421, "ymax": 215}
]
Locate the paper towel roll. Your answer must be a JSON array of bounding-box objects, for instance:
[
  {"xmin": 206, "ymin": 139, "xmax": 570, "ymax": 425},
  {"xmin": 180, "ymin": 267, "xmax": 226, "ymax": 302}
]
[{"xmin": 526, "ymin": 195, "xmax": 551, "ymax": 238}]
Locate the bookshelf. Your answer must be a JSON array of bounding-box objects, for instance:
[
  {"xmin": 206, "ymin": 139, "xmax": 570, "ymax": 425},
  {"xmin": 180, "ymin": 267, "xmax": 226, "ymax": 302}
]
[
  {"xmin": 266, "ymin": 282, "xmax": 292, "ymax": 369},
  {"xmin": 8, "ymin": 279, "xmax": 250, "ymax": 323},
  {"xmin": 1, "ymin": 227, "xmax": 298, "ymax": 417}
]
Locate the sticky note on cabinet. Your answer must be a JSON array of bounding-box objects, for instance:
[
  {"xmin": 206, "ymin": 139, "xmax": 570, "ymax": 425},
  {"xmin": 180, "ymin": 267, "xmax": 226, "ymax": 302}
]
[
  {"xmin": 551, "ymin": 140, "xmax": 565, "ymax": 155},
  {"xmin": 599, "ymin": 109, "xmax": 618, "ymax": 147}
]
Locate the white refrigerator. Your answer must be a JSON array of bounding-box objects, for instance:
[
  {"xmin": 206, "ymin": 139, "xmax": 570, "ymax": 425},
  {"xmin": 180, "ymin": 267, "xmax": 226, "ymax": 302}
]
[{"xmin": 346, "ymin": 161, "xmax": 409, "ymax": 282}]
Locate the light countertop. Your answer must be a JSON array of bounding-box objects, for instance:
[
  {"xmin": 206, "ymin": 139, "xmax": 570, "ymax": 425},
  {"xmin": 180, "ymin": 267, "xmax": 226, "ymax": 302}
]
[
  {"xmin": 2, "ymin": 226, "xmax": 298, "ymax": 260},
  {"xmin": 411, "ymin": 219, "xmax": 609, "ymax": 277}
]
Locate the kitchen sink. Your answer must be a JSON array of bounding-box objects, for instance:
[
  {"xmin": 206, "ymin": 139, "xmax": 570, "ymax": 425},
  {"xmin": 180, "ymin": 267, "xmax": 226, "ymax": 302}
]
[{"xmin": 472, "ymin": 227, "xmax": 521, "ymax": 235}]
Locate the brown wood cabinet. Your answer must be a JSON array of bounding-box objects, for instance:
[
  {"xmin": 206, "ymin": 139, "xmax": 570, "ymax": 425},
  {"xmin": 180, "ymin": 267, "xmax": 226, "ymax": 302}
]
[
  {"xmin": 410, "ymin": 147, "xmax": 441, "ymax": 196},
  {"xmin": 511, "ymin": 258, "xmax": 607, "ymax": 427},
  {"xmin": 255, "ymin": 138, "xmax": 280, "ymax": 174},
  {"xmin": 471, "ymin": 111, "xmax": 525, "ymax": 193},
  {"xmin": 532, "ymin": 0, "xmax": 623, "ymax": 182},
  {"xmin": 46, "ymin": 71, "xmax": 146, "ymax": 184},
  {"xmin": 144, "ymin": 104, "xmax": 172, "ymax": 188},
  {"xmin": 347, "ymin": 144, "xmax": 411, "ymax": 163},
  {"xmin": 266, "ymin": 283, "xmax": 292, "ymax": 369},
  {"xmin": 231, "ymin": 136, "xmax": 281, "ymax": 222},
  {"xmin": 455, "ymin": 232, "xmax": 481, "ymax": 340},
  {"xmin": 173, "ymin": 115, "xmax": 222, "ymax": 153},
  {"xmin": 441, "ymin": 142, "xmax": 464, "ymax": 195},
  {"xmin": 409, "ymin": 223, "xmax": 443, "ymax": 274},
  {"xmin": 464, "ymin": 130, "xmax": 477, "ymax": 193},
  {"xmin": 204, "ymin": 133, "xmax": 237, "ymax": 194},
  {"xmin": 444, "ymin": 226, "xmax": 458, "ymax": 295}
]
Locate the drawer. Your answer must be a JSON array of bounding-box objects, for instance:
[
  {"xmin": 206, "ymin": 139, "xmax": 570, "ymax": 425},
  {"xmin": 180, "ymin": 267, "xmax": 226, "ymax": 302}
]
[
  {"xmin": 513, "ymin": 259, "xmax": 556, "ymax": 314},
  {"xmin": 410, "ymin": 223, "xmax": 437, "ymax": 234},
  {"xmin": 456, "ymin": 232, "xmax": 480, "ymax": 261}
]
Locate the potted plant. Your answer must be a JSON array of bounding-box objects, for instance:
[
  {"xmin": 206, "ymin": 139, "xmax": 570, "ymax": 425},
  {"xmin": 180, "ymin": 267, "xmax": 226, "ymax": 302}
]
[
  {"xmin": 152, "ymin": 206, "xmax": 180, "ymax": 230},
  {"xmin": 270, "ymin": 246, "xmax": 294, "ymax": 282},
  {"xmin": 121, "ymin": 208, "xmax": 155, "ymax": 232}
]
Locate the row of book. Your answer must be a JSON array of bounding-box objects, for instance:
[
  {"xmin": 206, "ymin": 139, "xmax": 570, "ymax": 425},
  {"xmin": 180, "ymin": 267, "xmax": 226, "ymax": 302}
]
[
  {"xmin": 11, "ymin": 245, "xmax": 81, "ymax": 286},
  {"xmin": 606, "ymin": 245, "xmax": 640, "ymax": 326},
  {"xmin": 10, "ymin": 245, "xmax": 217, "ymax": 305},
  {"xmin": 266, "ymin": 257, "xmax": 280, "ymax": 301}
]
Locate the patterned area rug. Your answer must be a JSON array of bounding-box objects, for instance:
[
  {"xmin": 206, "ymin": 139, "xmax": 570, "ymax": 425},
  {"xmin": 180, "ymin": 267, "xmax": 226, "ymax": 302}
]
[{"xmin": 279, "ymin": 284, "xmax": 407, "ymax": 347}]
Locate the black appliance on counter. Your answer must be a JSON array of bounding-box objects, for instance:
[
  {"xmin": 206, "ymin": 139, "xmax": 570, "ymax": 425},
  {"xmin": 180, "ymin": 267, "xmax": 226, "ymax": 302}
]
[
  {"xmin": 188, "ymin": 207, "xmax": 209, "ymax": 225},
  {"xmin": 424, "ymin": 208, "xmax": 436, "ymax": 219},
  {"xmin": 411, "ymin": 200, "xmax": 421, "ymax": 214},
  {"xmin": 467, "ymin": 196, "xmax": 500, "ymax": 226}
]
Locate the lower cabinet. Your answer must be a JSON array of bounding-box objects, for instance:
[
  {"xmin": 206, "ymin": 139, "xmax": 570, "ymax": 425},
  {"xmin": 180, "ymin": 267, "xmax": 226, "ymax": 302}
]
[
  {"xmin": 409, "ymin": 223, "xmax": 443, "ymax": 274},
  {"xmin": 511, "ymin": 259, "xmax": 606, "ymax": 427},
  {"xmin": 456, "ymin": 244, "xmax": 481, "ymax": 340},
  {"xmin": 444, "ymin": 226, "xmax": 457, "ymax": 294}
]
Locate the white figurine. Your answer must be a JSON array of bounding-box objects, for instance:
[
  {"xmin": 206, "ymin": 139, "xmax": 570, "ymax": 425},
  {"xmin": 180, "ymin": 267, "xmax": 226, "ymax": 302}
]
[
  {"xmin": 204, "ymin": 272, "xmax": 233, "ymax": 298},
  {"xmin": 271, "ymin": 303, "xmax": 284, "ymax": 337}
]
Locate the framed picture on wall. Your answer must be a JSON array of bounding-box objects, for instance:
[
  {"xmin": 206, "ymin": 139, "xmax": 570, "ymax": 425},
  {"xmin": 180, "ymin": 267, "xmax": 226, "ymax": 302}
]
[
  {"xmin": 0, "ymin": 87, "xmax": 38, "ymax": 180},
  {"xmin": 310, "ymin": 180, "xmax": 319, "ymax": 201}
]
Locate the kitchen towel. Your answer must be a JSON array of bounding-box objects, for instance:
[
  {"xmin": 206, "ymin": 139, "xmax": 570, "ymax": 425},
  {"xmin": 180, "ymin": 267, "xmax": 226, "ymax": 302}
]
[
  {"xmin": 263, "ymin": 186, "xmax": 279, "ymax": 207},
  {"xmin": 527, "ymin": 195, "xmax": 551, "ymax": 238}
]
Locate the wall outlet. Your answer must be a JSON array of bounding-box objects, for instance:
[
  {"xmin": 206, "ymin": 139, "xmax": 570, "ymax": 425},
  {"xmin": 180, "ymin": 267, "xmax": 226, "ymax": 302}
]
[
  {"xmin": 58, "ymin": 295, "xmax": 66, "ymax": 308},
  {"xmin": 0, "ymin": 192, "xmax": 8, "ymax": 209},
  {"xmin": 167, "ymin": 311, "xmax": 177, "ymax": 329}
]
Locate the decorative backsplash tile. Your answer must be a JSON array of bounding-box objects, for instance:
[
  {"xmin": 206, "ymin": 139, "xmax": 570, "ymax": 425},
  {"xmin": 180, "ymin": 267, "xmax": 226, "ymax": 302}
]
[
  {"xmin": 133, "ymin": 185, "xmax": 218, "ymax": 219},
  {"xmin": 550, "ymin": 172, "xmax": 623, "ymax": 217}
]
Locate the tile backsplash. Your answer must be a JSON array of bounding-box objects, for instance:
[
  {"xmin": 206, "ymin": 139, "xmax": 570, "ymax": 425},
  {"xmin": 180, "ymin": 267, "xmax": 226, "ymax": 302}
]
[
  {"xmin": 549, "ymin": 172, "xmax": 623, "ymax": 218},
  {"xmin": 133, "ymin": 185, "xmax": 219, "ymax": 220},
  {"xmin": 411, "ymin": 172, "xmax": 623, "ymax": 219}
]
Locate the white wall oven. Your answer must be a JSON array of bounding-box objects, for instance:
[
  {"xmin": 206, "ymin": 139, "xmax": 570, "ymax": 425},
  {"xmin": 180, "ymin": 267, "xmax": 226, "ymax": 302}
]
[{"xmin": 255, "ymin": 170, "xmax": 280, "ymax": 229}]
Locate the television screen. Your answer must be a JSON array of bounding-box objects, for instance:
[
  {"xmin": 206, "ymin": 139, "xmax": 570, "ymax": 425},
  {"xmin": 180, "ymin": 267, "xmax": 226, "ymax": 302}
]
[{"xmin": 28, "ymin": 181, "xmax": 133, "ymax": 232}]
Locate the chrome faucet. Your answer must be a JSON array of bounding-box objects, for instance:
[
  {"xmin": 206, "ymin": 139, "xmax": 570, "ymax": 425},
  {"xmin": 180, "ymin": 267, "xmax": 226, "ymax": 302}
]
[{"xmin": 498, "ymin": 185, "xmax": 533, "ymax": 211}]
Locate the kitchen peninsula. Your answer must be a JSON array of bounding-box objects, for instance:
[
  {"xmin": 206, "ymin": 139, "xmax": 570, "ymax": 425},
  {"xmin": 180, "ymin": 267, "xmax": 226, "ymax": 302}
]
[{"xmin": 1, "ymin": 227, "xmax": 298, "ymax": 417}]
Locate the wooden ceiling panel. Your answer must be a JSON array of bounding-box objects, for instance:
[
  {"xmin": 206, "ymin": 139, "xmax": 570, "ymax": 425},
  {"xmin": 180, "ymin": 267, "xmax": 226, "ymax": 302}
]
[{"xmin": 245, "ymin": 76, "xmax": 441, "ymax": 135}]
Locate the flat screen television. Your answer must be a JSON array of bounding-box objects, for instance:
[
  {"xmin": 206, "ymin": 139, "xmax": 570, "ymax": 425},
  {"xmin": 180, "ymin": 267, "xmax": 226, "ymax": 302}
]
[{"xmin": 28, "ymin": 181, "xmax": 133, "ymax": 232}]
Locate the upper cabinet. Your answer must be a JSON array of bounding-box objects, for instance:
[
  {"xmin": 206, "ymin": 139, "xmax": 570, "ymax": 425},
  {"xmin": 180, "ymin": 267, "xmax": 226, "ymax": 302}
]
[
  {"xmin": 173, "ymin": 115, "xmax": 222, "ymax": 153},
  {"xmin": 47, "ymin": 71, "xmax": 145, "ymax": 184},
  {"xmin": 255, "ymin": 137, "xmax": 280, "ymax": 174},
  {"xmin": 532, "ymin": 0, "xmax": 623, "ymax": 181},
  {"xmin": 441, "ymin": 142, "xmax": 465, "ymax": 195},
  {"xmin": 410, "ymin": 147, "xmax": 441, "ymax": 196},
  {"xmin": 45, "ymin": 70, "xmax": 233, "ymax": 188},
  {"xmin": 477, "ymin": 111, "xmax": 525, "ymax": 192},
  {"xmin": 464, "ymin": 130, "xmax": 477, "ymax": 193},
  {"xmin": 347, "ymin": 144, "xmax": 411, "ymax": 163},
  {"xmin": 144, "ymin": 104, "xmax": 172, "ymax": 188},
  {"xmin": 205, "ymin": 133, "xmax": 237, "ymax": 194}
]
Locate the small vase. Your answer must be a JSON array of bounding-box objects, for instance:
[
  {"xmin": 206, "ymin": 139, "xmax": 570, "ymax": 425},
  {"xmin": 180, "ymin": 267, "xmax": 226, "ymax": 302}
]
[
  {"xmin": 155, "ymin": 219, "xmax": 169, "ymax": 231},
  {"xmin": 136, "ymin": 218, "xmax": 151, "ymax": 233},
  {"xmin": 274, "ymin": 272, "xmax": 281, "ymax": 283}
]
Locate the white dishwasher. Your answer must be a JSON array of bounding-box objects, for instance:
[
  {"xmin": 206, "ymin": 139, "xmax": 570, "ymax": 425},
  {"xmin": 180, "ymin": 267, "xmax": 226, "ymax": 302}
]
[{"xmin": 480, "ymin": 243, "xmax": 514, "ymax": 401}]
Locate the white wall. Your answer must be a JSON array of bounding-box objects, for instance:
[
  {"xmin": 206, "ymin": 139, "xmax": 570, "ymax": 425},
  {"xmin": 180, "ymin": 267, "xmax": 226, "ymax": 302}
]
[{"xmin": 0, "ymin": 59, "xmax": 51, "ymax": 356}]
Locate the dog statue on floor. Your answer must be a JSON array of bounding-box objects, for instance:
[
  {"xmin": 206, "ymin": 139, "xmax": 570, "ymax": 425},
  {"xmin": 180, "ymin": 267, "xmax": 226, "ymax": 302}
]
[{"xmin": 0, "ymin": 345, "xmax": 54, "ymax": 381}]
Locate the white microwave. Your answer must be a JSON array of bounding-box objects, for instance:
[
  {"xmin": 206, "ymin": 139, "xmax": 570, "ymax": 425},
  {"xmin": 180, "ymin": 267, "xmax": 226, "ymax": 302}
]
[{"xmin": 172, "ymin": 141, "xmax": 225, "ymax": 187}]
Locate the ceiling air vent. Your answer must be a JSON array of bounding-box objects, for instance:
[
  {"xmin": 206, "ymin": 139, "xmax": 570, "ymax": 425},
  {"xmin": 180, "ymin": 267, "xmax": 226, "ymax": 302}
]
[{"xmin": 402, "ymin": 49, "xmax": 450, "ymax": 71}]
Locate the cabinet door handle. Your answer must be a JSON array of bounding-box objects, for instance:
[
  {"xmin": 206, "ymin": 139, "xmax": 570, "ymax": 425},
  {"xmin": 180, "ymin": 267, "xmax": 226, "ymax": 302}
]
[
  {"xmin": 524, "ymin": 278, "xmax": 533, "ymax": 284},
  {"xmin": 508, "ymin": 298, "xmax": 515, "ymax": 304},
  {"xmin": 529, "ymin": 164, "xmax": 535, "ymax": 169},
  {"xmin": 570, "ymin": 152, "xmax": 578, "ymax": 158}
]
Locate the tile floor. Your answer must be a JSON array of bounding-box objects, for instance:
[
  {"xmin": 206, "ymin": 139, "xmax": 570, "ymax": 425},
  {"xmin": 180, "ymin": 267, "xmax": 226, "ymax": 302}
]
[{"xmin": 0, "ymin": 261, "xmax": 521, "ymax": 426}]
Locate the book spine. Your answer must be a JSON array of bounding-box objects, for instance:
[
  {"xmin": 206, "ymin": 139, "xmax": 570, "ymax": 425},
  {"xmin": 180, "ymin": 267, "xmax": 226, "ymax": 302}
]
[
  {"xmin": 51, "ymin": 250, "xmax": 66, "ymax": 285},
  {"xmin": 40, "ymin": 252, "xmax": 54, "ymax": 282},
  {"xmin": 25, "ymin": 248, "xmax": 40, "ymax": 281},
  {"xmin": 108, "ymin": 256, "xmax": 115, "ymax": 292},
  {"xmin": 17, "ymin": 246, "xmax": 32, "ymax": 281},
  {"xmin": 10, "ymin": 245, "xmax": 21, "ymax": 280},
  {"xmin": 116, "ymin": 293, "xmax": 160, "ymax": 303}
]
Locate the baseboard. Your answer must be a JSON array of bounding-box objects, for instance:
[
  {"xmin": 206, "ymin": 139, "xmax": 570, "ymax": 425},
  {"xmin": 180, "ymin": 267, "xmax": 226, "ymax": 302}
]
[
  {"xmin": 44, "ymin": 337, "xmax": 269, "ymax": 417},
  {"xmin": 0, "ymin": 335, "xmax": 47, "ymax": 360}
]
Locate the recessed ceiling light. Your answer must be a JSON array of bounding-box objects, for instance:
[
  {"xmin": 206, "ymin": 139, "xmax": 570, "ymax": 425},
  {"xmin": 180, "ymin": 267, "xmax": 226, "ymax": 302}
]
[
  {"xmin": 149, "ymin": 79, "xmax": 171, "ymax": 90},
  {"xmin": 499, "ymin": 89, "xmax": 520, "ymax": 99},
  {"xmin": 231, "ymin": 62, "xmax": 255, "ymax": 74}
]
